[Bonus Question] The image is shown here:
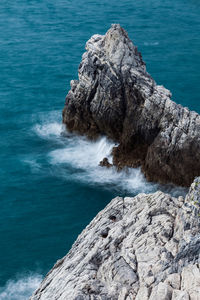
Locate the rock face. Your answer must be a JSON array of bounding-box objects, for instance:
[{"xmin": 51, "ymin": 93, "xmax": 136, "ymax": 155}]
[
  {"xmin": 63, "ymin": 24, "xmax": 200, "ymax": 186},
  {"xmin": 31, "ymin": 177, "xmax": 200, "ymax": 300}
]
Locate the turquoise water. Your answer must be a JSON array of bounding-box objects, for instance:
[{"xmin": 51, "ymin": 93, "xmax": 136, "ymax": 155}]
[{"xmin": 0, "ymin": 0, "xmax": 200, "ymax": 298}]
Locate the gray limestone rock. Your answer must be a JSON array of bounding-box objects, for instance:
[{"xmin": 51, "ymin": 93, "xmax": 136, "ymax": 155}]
[
  {"xmin": 62, "ymin": 24, "xmax": 200, "ymax": 186},
  {"xmin": 31, "ymin": 177, "xmax": 200, "ymax": 300}
]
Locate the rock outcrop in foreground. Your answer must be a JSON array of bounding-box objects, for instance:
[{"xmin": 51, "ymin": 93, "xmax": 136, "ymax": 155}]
[
  {"xmin": 63, "ymin": 24, "xmax": 200, "ymax": 186},
  {"xmin": 31, "ymin": 177, "xmax": 200, "ymax": 300}
]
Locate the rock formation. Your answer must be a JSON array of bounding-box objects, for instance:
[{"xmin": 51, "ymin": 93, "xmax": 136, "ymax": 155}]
[
  {"xmin": 63, "ymin": 24, "xmax": 200, "ymax": 186},
  {"xmin": 31, "ymin": 177, "xmax": 200, "ymax": 299},
  {"xmin": 30, "ymin": 25, "xmax": 200, "ymax": 300}
]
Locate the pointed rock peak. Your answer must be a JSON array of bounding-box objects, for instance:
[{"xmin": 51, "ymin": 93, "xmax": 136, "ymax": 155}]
[
  {"xmin": 107, "ymin": 23, "xmax": 129, "ymax": 40},
  {"xmin": 86, "ymin": 24, "xmax": 145, "ymax": 70}
]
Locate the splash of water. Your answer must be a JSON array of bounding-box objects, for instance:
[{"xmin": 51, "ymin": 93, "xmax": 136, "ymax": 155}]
[
  {"xmin": 33, "ymin": 117, "xmax": 187, "ymax": 197},
  {"xmin": 34, "ymin": 122, "xmax": 64, "ymax": 139},
  {"xmin": 49, "ymin": 134, "xmax": 157, "ymax": 194}
]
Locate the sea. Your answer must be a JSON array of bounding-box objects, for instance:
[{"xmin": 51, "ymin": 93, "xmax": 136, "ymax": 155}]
[{"xmin": 0, "ymin": 0, "xmax": 199, "ymax": 299}]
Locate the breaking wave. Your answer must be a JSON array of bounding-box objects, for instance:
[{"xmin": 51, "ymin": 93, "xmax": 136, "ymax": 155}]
[
  {"xmin": 34, "ymin": 118, "xmax": 187, "ymax": 197},
  {"xmin": 49, "ymin": 135, "xmax": 158, "ymax": 194}
]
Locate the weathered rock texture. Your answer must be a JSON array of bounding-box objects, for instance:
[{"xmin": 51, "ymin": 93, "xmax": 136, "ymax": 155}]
[
  {"xmin": 31, "ymin": 177, "xmax": 200, "ymax": 300},
  {"xmin": 63, "ymin": 24, "xmax": 200, "ymax": 186}
]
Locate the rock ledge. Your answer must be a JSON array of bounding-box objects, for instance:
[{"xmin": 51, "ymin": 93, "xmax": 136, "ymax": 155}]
[{"xmin": 31, "ymin": 177, "xmax": 200, "ymax": 300}]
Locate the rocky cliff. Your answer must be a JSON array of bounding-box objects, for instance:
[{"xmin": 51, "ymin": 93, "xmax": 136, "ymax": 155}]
[
  {"xmin": 31, "ymin": 177, "xmax": 200, "ymax": 299},
  {"xmin": 63, "ymin": 24, "xmax": 200, "ymax": 186}
]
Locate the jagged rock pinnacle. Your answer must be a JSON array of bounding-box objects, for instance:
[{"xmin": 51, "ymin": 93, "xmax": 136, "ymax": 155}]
[{"xmin": 63, "ymin": 24, "xmax": 200, "ymax": 186}]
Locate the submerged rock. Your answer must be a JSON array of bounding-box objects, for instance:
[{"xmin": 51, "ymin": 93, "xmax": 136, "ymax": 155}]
[
  {"xmin": 31, "ymin": 177, "xmax": 200, "ymax": 300},
  {"xmin": 63, "ymin": 24, "xmax": 200, "ymax": 186},
  {"xmin": 99, "ymin": 157, "xmax": 112, "ymax": 168}
]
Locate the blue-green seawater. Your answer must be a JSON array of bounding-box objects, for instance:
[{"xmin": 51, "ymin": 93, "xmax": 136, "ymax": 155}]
[{"xmin": 0, "ymin": 0, "xmax": 199, "ymax": 298}]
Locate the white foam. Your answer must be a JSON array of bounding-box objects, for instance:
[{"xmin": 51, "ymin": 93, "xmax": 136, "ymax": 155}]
[
  {"xmin": 50, "ymin": 136, "xmax": 114, "ymax": 168},
  {"xmin": 33, "ymin": 117, "xmax": 187, "ymax": 197},
  {"xmin": 34, "ymin": 122, "xmax": 63, "ymax": 139},
  {"xmin": 32, "ymin": 109, "xmax": 65, "ymax": 140},
  {"xmin": 49, "ymin": 135, "xmax": 157, "ymax": 194},
  {"xmin": 0, "ymin": 274, "xmax": 42, "ymax": 300}
]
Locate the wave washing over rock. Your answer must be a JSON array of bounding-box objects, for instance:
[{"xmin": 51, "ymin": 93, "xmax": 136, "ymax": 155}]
[
  {"xmin": 63, "ymin": 24, "xmax": 200, "ymax": 187},
  {"xmin": 31, "ymin": 178, "xmax": 200, "ymax": 300},
  {"xmin": 31, "ymin": 25, "xmax": 200, "ymax": 299},
  {"xmin": 33, "ymin": 114, "xmax": 186, "ymax": 196}
]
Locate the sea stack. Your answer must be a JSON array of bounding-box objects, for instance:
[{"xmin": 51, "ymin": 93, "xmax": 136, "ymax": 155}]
[{"xmin": 63, "ymin": 24, "xmax": 200, "ymax": 186}]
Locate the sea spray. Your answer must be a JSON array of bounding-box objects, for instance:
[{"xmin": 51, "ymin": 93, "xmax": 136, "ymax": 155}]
[
  {"xmin": 0, "ymin": 274, "xmax": 42, "ymax": 300},
  {"xmin": 34, "ymin": 118, "xmax": 187, "ymax": 197}
]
